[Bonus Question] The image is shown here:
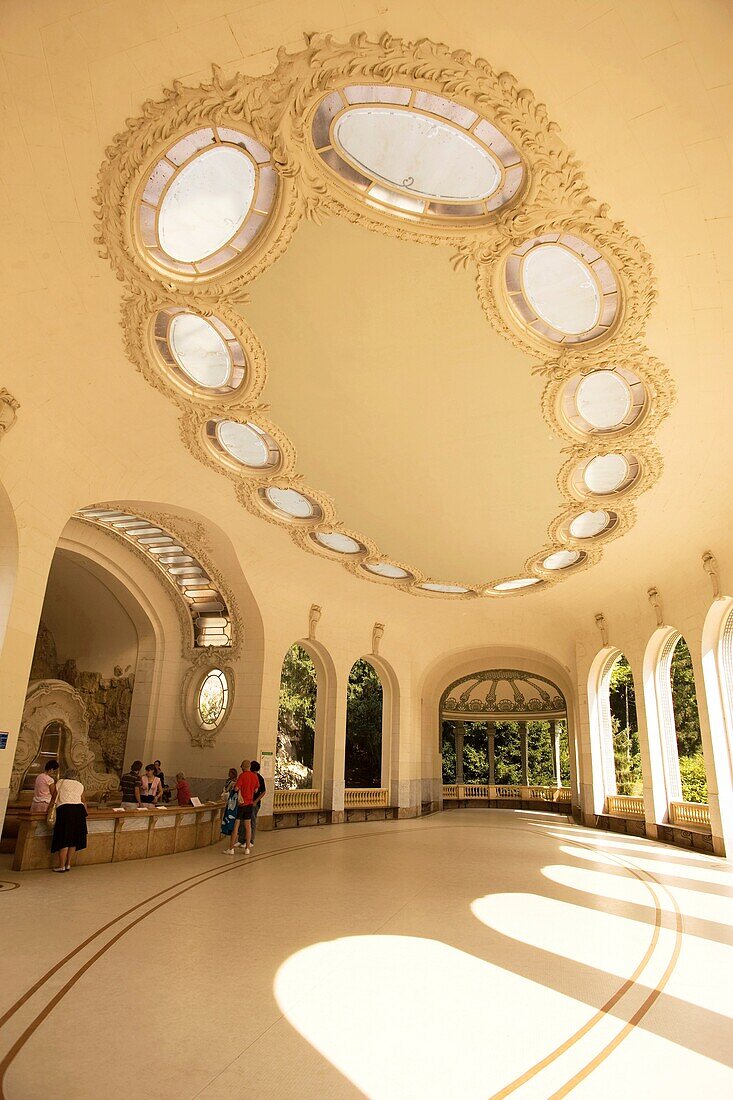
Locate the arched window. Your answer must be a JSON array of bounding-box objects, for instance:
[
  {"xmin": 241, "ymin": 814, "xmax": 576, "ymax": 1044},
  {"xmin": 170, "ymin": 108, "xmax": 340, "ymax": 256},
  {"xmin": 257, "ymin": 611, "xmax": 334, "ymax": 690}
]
[
  {"xmin": 606, "ymin": 653, "xmax": 642, "ymax": 795},
  {"xmin": 277, "ymin": 644, "xmax": 318, "ymax": 790},
  {"xmin": 669, "ymin": 636, "xmax": 707, "ymax": 804},
  {"xmin": 345, "ymin": 658, "xmax": 384, "ymax": 788}
]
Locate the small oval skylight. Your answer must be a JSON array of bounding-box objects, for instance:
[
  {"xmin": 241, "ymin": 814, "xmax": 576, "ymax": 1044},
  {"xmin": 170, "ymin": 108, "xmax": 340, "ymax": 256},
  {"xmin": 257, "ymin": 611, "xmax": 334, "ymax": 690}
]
[
  {"xmin": 493, "ymin": 578, "xmax": 541, "ymax": 592},
  {"xmin": 504, "ymin": 234, "xmax": 619, "ymax": 346},
  {"xmin": 419, "ymin": 582, "xmax": 469, "ymax": 594},
  {"xmin": 265, "ymin": 487, "xmax": 317, "ymax": 519},
  {"xmin": 569, "ymin": 510, "xmax": 612, "ymax": 538},
  {"xmin": 522, "ymin": 245, "xmax": 599, "ymax": 335},
  {"xmin": 364, "ymin": 562, "xmax": 410, "ymax": 579},
  {"xmin": 216, "ymin": 421, "xmax": 279, "ymax": 469},
  {"xmin": 543, "ymin": 549, "xmax": 581, "ymax": 570},
  {"xmin": 576, "ymin": 371, "xmax": 632, "ymax": 430},
  {"xmin": 333, "ymin": 109, "xmax": 500, "ymax": 202},
  {"xmin": 314, "ymin": 531, "xmax": 362, "ymax": 554},
  {"xmin": 169, "ymin": 313, "xmax": 231, "ymax": 388},
  {"xmin": 159, "ymin": 146, "xmax": 255, "ymax": 262},
  {"xmin": 583, "ymin": 454, "xmax": 629, "ymax": 494}
]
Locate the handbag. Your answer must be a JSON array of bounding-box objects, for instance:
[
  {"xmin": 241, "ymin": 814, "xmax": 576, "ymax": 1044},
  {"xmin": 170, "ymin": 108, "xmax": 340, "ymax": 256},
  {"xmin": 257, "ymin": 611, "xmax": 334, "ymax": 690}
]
[{"xmin": 47, "ymin": 800, "xmax": 57, "ymax": 827}]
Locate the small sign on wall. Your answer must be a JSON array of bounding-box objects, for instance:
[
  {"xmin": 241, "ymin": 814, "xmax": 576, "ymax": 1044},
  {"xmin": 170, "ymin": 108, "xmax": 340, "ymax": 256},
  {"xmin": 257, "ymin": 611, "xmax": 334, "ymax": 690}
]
[
  {"xmin": 260, "ymin": 750, "xmax": 274, "ymax": 778},
  {"xmin": 0, "ymin": 732, "xmax": 8, "ymax": 750}
]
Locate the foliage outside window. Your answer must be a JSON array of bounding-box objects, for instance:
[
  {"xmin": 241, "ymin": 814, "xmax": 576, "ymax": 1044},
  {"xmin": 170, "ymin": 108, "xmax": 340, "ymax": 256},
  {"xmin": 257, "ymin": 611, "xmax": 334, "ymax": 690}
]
[
  {"xmin": 197, "ymin": 668, "xmax": 229, "ymax": 730},
  {"xmin": 345, "ymin": 659, "xmax": 383, "ymax": 788},
  {"xmin": 441, "ymin": 720, "xmax": 570, "ymax": 786},
  {"xmin": 670, "ymin": 637, "xmax": 707, "ymax": 803},
  {"xmin": 277, "ymin": 644, "xmax": 317, "ymax": 790}
]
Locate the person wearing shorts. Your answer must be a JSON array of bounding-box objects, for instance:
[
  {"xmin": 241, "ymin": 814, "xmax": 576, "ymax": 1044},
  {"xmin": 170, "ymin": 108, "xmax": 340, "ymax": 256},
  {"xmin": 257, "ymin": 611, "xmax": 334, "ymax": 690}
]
[{"xmin": 224, "ymin": 760, "xmax": 260, "ymax": 855}]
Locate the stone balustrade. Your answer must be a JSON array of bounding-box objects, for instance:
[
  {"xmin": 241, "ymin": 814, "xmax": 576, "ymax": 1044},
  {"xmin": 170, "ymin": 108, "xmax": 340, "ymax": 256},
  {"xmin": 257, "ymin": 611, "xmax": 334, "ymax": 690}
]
[
  {"xmin": 443, "ymin": 784, "xmax": 571, "ymax": 803},
  {"xmin": 344, "ymin": 788, "xmax": 389, "ymax": 808},
  {"xmin": 607, "ymin": 794, "xmax": 645, "ymax": 818},
  {"xmin": 670, "ymin": 801, "xmax": 711, "ymax": 830},
  {"xmin": 273, "ymin": 788, "xmax": 321, "ymax": 812}
]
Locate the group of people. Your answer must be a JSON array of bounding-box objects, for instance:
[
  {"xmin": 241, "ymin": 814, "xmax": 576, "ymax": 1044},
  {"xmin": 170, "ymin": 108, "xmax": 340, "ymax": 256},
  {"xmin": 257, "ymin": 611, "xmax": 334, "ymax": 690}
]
[
  {"xmin": 221, "ymin": 760, "xmax": 266, "ymax": 856},
  {"xmin": 119, "ymin": 760, "xmax": 192, "ymax": 809},
  {"xmin": 31, "ymin": 754, "xmax": 268, "ymax": 871}
]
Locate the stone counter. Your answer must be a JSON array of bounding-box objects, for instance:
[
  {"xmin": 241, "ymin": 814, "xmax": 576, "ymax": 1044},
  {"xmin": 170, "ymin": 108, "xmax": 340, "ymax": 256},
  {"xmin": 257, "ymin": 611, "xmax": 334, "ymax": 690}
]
[{"xmin": 6, "ymin": 802, "xmax": 225, "ymax": 870}]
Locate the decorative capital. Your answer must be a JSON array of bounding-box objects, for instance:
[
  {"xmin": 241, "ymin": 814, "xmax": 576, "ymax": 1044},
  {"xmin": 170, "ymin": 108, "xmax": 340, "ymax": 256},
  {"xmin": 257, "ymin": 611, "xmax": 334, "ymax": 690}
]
[
  {"xmin": 594, "ymin": 612, "xmax": 609, "ymax": 648},
  {"xmin": 702, "ymin": 551, "xmax": 721, "ymax": 599},
  {"xmin": 647, "ymin": 586, "xmax": 664, "ymax": 627},
  {"xmin": 372, "ymin": 621, "xmax": 385, "ymax": 655},
  {"xmin": 0, "ymin": 388, "xmax": 19, "ymax": 437},
  {"xmin": 308, "ymin": 604, "xmax": 322, "ymax": 640}
]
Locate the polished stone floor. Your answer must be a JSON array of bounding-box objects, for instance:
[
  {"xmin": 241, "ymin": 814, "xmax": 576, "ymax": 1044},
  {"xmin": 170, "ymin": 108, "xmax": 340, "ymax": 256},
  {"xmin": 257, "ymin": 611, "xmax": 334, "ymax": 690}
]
[{"xmin": 0, "ymin": 809, "xmax": 731, "ymax": 1099}]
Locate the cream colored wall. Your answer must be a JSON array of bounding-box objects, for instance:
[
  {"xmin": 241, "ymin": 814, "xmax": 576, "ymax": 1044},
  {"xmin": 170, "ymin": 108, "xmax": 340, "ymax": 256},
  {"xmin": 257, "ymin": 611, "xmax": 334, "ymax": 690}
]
[{"xmin": 40, "ymin": 550, "xmax": 139, "ymax": 677}]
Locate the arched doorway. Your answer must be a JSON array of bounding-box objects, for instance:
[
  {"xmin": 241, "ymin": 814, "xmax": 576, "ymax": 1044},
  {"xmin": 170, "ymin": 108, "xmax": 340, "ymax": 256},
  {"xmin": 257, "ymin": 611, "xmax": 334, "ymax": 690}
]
[
  {"xmin": 440, "ymin": 669, "xmax": 570, "ymax": 808},
  {"xmin": 345, "ymin": 658, "xmax": 384, "ymax": 789},
  {"xmin": 277, "ymin": 643, "xmax": 319, "ymax": 790}
]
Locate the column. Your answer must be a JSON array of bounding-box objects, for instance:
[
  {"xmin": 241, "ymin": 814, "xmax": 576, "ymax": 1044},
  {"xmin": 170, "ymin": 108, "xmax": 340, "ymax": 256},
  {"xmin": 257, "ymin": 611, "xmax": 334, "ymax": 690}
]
[
  {"xmin": 552, "ymin": 722, "xmax": 562, "ymax": 787},
  {"xmin": 454, "ymin": 722, "xmax": 465, "ymax": 785},
  {"xmin": 520, "ymin": 722, "xmax": 529, "ymax": 785},
  {"xmin": 487, "ymin": 722, "xmax": 496, "ymax": 785}
]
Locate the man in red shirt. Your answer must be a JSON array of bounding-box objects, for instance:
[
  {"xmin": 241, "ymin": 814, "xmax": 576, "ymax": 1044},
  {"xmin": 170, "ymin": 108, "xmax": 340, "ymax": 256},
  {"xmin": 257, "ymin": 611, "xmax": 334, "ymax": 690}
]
[{"xmin": 224, "ymin": 760, "xmax": 260, "ymax": 855}]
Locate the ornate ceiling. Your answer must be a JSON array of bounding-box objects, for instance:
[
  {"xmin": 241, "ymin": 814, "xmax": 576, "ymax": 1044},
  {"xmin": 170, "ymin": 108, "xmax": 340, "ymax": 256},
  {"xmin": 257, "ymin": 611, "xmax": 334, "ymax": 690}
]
[
  {"xmin": 95, "ymin": 32, "xmax": 674, "ymax": 598},
  {"xmin": 442, "ymin": 669, "xmax": 566, "ymax": 721}
]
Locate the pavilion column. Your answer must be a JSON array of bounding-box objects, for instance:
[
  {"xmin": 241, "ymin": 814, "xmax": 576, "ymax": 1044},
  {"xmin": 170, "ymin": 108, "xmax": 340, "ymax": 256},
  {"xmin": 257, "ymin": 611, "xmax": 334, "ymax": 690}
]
[
  {"xmin": 487, "ymin": 722, "xmax": 496, "ymax": 786},
  {"xmin": 454, "ymin": 722, "xmax": 465, "ymax": 785},
  {"xmin": 552, "ymin": 722, "xmax": 562, "ymax": 787},
  {"xmin": 520, "ymin": 722, "xmax": 529, "ymax": 785}
]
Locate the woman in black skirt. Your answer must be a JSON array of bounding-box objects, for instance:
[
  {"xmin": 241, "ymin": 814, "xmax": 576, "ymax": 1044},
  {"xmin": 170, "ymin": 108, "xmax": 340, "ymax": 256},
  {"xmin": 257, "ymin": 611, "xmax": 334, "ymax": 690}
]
[{"xmin": 51, "ymin": 768, "xmax": 87, "ymax": 872}]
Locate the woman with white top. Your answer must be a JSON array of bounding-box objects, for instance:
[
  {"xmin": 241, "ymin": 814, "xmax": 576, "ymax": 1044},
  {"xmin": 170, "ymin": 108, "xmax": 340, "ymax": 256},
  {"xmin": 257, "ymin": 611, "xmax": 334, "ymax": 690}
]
[
  {"xmin": 51, "ymin": 768, "xmax": 87, "ymax": 872},
  {"xmin": 140, "ymin": 763, "xmax": 163, "ymax": 804},
  {"xmin": 30, "ymin": 758, "xmax": 59, "ymax": 814}
]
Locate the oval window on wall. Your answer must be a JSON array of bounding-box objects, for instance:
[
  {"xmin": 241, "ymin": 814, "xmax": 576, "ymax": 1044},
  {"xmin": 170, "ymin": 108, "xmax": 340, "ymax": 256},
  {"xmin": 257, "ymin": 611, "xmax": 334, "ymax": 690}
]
[{"xmin": 197, "ymin": 668, "xmax": 230, "ymax": 730}]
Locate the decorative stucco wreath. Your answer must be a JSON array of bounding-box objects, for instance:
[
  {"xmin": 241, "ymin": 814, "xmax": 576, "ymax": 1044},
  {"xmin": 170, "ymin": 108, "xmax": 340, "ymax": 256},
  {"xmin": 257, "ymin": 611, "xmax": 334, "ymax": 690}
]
[{"xmin": 95, "ymin": 32, "xmax": 674, "ymax": 599}]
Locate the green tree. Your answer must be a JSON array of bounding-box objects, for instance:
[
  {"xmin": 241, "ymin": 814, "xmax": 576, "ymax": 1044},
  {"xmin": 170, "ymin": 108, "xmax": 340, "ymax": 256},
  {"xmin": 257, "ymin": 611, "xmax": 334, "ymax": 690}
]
[
  {"xmin": 277, "ymin": 644, "xmax": 317, "ymax": 789},
  {"xmin": 609, "ymin": 655, "xmax": 642, "ymax": 795},
  {"xmin": 441, "ymin": 721, "xmax": 456, "ymax": 783},
  {"xmin": 679, "ymin": 753, "xmax": 707, "ymax": 803},
  {"xmin": 345, "ymin": 658, "xmax": 383, "ymax": 787}
]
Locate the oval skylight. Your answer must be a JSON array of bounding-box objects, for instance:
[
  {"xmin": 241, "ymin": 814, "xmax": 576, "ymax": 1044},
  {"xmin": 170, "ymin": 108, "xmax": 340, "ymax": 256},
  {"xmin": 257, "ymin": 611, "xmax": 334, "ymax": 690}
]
[
  {"xmin": 314, "ymin": 531, "xmax": 362, "ymax": 554},
  {"xmin": 583, "ymin": 454, "xmax": 629, "ymax": 494},
  {"xmin": 159, "ymin": 146, "xmax": 255, "ymax": 262},
  {"xmin": 265, "ymin": 487, "xmax": 317, "ymax": 519},
  {"xmin": 543, "ymin": 549, "xmax": 581, "ymax": 570},
  {"xmin": 333, "ymin": 109, "xmax": 500, "ymax": 202},
  {"xmin": 569, "ymin": 510, "xmax": 612, "ymax": 538},
  {"xmin": 522, "ymin": 245, "xmax": 599, "ymax": 335},
  {"xmin": 493, "ymin": 578, "xmax": 541, "ymax": 592},
  {"xmin": 311, "ymin": 85, "xmax": 524, "ymax": 223},
  {"xmin": 576, "ymin": 371, "xmax": 632, "ymax": 430},
  {"xmin": 169, "ymin": 313, "xmax": 231, "ymax": 388},
  {"xmin": 216, "ymin": 421, "xmax": 278, "ymax": 469},
  {"xmin": 504, "ymin": 234, "xmax": 619, "ymax": 346},
  {"xmin": 364, "ymin": 562, "xmax": 410, "ymax": 580},
  {"xmin": 420, "ymin": 582, "xmax": 469, "ymax": 594}
]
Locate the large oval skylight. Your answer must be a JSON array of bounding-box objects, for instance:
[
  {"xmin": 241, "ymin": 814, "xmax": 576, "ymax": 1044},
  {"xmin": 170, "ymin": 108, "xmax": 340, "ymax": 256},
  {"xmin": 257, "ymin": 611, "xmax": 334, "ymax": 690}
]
[
  {"xmin": 522, "ymin": 245, "xmax": 599, "ymax": 335},
  {"xmin": 159, "ymin": 146, "xmax": 255, "ymax": 262},
  {"xmin": 311, "ymin": 85, "xmax": 524, "ymax": 223},
  {"xmin": 216, "ymin": 421, "xmax": 279, "ymax": 469},
  {"xmin": 420, "ymin": 582, "xmax": 469, "ymax": 594},
  {"xmin": 543, "ymin": 549, "xmax": 581, "ymax": 570},
  {"xmin": 169, "ymin": 313, "xmax": 231, "ymax": 388},
  {"xmin": 364, "ymin": 562, "xmax": 410, "ymax": 580},
  {"xmin": 569, "ymin": 510, "xmax": 612, "ymax": 538},
  {"xmin": 576, "ymin": 371, "xmax": 632, "ymax": 430},
  {"xmin": 583, "ymin": 454, "xmax": 629, "ymax": 494},
  {"xmin": 333, "ymin": 109, "xmax": 500, "ymax": 202},
  {"xmin": 314, "ymin": 531, "xmax": 363, "ymax": 554},
  {"xmin": 265, "ymin": 487, "xmax": 317, "ymax": 519},
  {"xmin": 493, "ymin": 578, "xmax": 541, "ymax": 592},
  {"xmin": 136, "ymin": 126, "xmax": 279, "ymax": 279}
]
